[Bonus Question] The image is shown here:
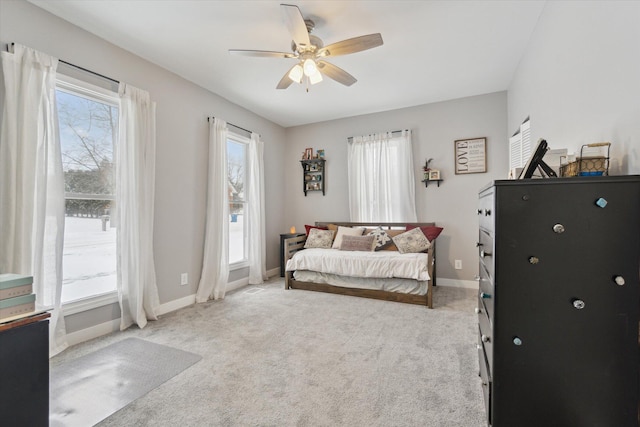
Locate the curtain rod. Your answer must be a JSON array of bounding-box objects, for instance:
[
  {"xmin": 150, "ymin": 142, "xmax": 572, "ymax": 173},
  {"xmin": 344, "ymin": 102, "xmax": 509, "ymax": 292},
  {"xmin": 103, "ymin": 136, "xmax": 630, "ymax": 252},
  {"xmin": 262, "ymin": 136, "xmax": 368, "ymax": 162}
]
[
  {"xmin": 8, "ymin": 43, "xmax": 120, "ymax": 84},
  {"xmin": 59, "ymin": 59, "xmax": 119, "ymax": 84},
  {"xmin": 207, "ymin": 116, "xmax": 255, "ymax": 136},
  {"xmin": 347, "ymin": 129, "xmax": 408, "ymax": 142}
]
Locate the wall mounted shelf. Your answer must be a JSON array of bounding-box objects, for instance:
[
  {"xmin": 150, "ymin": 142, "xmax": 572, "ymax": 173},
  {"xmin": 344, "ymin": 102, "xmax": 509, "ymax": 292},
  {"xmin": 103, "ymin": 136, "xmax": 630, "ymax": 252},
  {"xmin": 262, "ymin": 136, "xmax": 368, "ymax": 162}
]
[
  {"xmin": 422, "ymin": 179, "xmax": 443, "ymax": 187},
  {"xmin": 301, "ymin": 159, "xmax": 325, "ymax": 196}
]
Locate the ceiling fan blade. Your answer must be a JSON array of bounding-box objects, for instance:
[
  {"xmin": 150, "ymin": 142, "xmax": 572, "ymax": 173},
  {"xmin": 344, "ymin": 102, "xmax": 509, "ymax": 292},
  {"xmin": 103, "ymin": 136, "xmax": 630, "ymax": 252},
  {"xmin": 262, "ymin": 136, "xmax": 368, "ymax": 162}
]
[
  {"xmin": 318, "ymin": 33, "xmax": 383, "ymax": 57},
  {"xmin": 276, "ymin": 65, "xmax": 297, "ymax": 89},
  {"xmin": 317, "ymin": 61, "xmax": 357, "ymax": 86},
  {"xmin": 229, "ymin": 49, "xmax": 296, "ymax": 59},
  {"xmin": 281, "ymin": 4, "xmax": 311, "ymax": 48}
]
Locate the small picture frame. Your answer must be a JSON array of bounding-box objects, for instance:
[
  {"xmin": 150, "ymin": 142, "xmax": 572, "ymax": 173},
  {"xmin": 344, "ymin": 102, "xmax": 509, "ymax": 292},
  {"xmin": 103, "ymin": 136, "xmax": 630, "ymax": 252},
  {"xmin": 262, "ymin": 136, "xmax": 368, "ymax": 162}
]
[
  {"xmin": 303, "ymin": 148, "xmax": 313, "ymax": 159},
  {"xmin": 317, "ymin": 149, "xmax": 325, "ymax": 158},
  {"xmin": 429, "ymin": 170, "xmax": 441, "ymax": 180}
]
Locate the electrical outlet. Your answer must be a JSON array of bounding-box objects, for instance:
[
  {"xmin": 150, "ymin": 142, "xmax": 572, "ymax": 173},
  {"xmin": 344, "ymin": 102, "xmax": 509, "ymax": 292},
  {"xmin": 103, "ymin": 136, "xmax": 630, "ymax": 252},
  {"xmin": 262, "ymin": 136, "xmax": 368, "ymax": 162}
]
[
  {"xmin": 180, "ymin": 273, "xmax": 188, "ymax": 286},
  {"xmin": 455, "ymin": 260, "xmax": 462, "ymax": 270}
]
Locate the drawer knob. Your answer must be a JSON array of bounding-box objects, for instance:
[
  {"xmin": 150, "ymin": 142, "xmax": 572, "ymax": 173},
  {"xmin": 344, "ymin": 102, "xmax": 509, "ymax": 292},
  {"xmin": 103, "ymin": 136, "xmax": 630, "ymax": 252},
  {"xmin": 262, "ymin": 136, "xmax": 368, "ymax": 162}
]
[
  {"xmin": 552, "ymin": 223, "xmax": 565, "ymax": 234},
  {"xmin": 513, "ymin": 337, "xmax": 523, "ymax": 346},
  {"xmin": 480, "ymin": 250, "xmax": 492, "ymax": 258},
  {"xmin": 480, "ymin": 292, "xmax": 492, "ymax": 299},
  {"xmin": 529, "ymin": 256, "xmax": 539, "ymax": 264},
  {"xmin": 572, "ymin": 299, "xmax": 586, "ymax": 310},
  {"xmin": 614, "ymin": 275, "xmax": 625, "ymax": 286},
  {"xmin": 475, "ymin": 307, "xmax": 482, "ymax": 314},
  {"xmin": 484, "ymin": 209, "xmax": 491, "ymax": 216},
  {"xmin": 477, "ymin": 209, "xmax": 482, "ymax": 215},
  {"xmin": 481, "ymin": 334, "xmax": 491, "ymax": 343},
  {"xmin": 595, "ymin": 197, "xmax": 608, "ymax": 208}
]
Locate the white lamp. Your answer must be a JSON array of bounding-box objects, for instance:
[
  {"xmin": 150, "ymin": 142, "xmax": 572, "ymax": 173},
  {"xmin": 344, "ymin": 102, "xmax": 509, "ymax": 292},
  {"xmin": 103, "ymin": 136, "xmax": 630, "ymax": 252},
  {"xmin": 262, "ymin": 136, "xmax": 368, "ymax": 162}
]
[
  {"xmin": 309, "ymin": 71, "xmax": 323, "ymax": 85},
  {"xmin": 288, "ymin": 64, "xmax": 303, "ymax": 83},
  {"xmin": 303, "ymin": 58, "xmax": 318, "ymax": 77}
]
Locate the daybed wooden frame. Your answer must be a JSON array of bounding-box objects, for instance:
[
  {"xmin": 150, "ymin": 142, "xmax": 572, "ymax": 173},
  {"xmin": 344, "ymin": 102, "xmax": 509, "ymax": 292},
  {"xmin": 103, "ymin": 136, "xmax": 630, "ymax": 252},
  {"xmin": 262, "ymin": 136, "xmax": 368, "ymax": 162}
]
[{"xmin": 284, "ymin": 222, "xmax": 436, "ymax": 308}]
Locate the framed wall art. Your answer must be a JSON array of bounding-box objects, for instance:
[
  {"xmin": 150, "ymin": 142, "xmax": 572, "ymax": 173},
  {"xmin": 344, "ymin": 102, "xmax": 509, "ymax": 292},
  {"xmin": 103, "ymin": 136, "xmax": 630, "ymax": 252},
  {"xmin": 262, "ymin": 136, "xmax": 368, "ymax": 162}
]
[{"xmin": 454, "ymin": 137, "xmax": 486, "ymax": 174}]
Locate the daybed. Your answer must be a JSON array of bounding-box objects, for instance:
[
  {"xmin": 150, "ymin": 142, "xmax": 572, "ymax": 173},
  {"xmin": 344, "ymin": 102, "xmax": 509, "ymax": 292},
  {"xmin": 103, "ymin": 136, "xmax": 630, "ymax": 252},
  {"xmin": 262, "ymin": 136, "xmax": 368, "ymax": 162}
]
[{"xmin": 284, "ymin": 222, "xmax": 438, "ymax": 308}]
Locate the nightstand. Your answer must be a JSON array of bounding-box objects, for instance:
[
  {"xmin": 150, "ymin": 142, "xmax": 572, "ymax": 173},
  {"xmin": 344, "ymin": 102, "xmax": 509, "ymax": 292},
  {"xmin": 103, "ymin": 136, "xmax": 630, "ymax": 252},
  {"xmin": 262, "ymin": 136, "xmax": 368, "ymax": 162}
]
[{"xmin": 280, "ymin": 233, "xmax": 305, "ymax": 277}]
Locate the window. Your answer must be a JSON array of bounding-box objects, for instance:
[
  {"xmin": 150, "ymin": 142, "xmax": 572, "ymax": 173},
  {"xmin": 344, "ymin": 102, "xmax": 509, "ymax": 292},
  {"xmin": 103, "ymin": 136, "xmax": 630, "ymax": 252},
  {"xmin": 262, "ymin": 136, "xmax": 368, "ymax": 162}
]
[
  {"xmin": 56, "ymin": 75, "xmax": 119, "ymax": 304},
  {"xmin": 227, "ymin": 133, "xmax": 249, "ymax": 267},
  {"xmin": 509, "ymin": 117, "xmax": 531, "ymax": 171}
]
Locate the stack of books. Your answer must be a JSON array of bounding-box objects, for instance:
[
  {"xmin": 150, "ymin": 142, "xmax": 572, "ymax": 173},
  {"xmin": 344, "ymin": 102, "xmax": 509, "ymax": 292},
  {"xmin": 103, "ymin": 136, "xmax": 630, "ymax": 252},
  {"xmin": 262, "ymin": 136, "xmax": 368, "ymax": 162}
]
[{"xmin": 0, "ymin": 274, "xmax": 36, "ymax": 321}]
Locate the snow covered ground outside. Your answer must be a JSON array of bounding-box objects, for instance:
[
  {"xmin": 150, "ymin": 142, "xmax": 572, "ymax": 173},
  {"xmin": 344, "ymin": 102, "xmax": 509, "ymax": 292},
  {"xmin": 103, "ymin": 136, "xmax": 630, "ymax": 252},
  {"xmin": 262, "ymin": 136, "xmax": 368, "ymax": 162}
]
[
  {"xmin": 62, "ymin": 217, "xmax": 116, "ymax": 303},
  {"xmin": 62, "ymin": 215, "xmax": 244, "ymax": 303}
]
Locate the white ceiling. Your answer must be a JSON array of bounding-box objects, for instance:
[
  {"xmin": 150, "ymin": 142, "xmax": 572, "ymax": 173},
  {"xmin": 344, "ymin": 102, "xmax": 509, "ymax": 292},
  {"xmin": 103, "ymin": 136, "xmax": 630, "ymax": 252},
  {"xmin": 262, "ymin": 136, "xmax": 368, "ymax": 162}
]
[{"xmin": 28, "ymin": 0, "xmax": 546, "ymax": 128}]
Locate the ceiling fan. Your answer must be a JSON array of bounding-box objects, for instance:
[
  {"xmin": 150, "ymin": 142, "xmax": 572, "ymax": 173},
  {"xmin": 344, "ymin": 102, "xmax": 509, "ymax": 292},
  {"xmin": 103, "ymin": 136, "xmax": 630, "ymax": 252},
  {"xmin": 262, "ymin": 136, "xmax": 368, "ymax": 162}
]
[{"xmin": 229, "ymin": 3, "xmax": 383, "ymax": 91}]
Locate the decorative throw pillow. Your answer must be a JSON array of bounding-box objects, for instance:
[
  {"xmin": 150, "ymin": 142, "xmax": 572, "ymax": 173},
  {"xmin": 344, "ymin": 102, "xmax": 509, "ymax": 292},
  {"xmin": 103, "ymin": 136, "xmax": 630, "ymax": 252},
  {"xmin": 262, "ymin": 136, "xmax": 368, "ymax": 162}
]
[
  {"xmin": 304, "ymin": 228, "xmax": 335, "ymax": 249},
  {"xmin": 305, "ymin": 224, "xmax": 328, "ymax": 235},
  {"xmin": 367, "ymin": 227, "xmax": 393, "ymax": 251},
  {"xmin": 340, "ymin": 235, "xmax": 376, "ymax": 251},
  {"xmin": 392, "ymin": 227, "xmax": 431, "ymax": 254},
  {"xmin": 331, "ymin": 226, "xmax": 365, "ymax": 249},
  {"xmin": 405, "ymin": 224, "xmax": 444, "ymax": 241},
  {"xmin": 379, "ymin": 229, "xmax": 405, "ymax": 251}
]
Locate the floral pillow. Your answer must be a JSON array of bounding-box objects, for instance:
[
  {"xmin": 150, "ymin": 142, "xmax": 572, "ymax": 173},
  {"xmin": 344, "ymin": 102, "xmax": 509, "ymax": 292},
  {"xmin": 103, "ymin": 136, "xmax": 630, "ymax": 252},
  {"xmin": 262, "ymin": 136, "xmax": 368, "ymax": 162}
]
[
  {"xmin": 304, "ymin": 228, "xmax": 335, "ymax": 249},
  {"xmin": 392, "ymin": 227, "xmax": 431, "ymax": 254},
  {"xmin": 367, "ymin": 227, "xmax": 393, "ymax": 251}
]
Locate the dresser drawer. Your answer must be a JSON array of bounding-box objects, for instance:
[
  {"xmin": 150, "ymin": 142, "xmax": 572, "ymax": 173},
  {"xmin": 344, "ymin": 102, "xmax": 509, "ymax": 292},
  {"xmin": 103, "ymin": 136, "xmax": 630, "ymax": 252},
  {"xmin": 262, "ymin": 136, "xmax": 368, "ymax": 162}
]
[
  {"xmin": 478, "ymin": 229, "xmax": 494, "ymax": 279},
  {"xmin": 477, "ymin": 336, "xmax": 492, "ymax": 425},
  {"xmin": 478, "ymin": 263, "xmax": 494, "ymax": 320},
  {"xmin": 478, "ymin": 303, "xmax": 493, "ymax": 367},
  {"xmin": 478, "ymin": 189, "xmax": 495, "ymax": 232}
]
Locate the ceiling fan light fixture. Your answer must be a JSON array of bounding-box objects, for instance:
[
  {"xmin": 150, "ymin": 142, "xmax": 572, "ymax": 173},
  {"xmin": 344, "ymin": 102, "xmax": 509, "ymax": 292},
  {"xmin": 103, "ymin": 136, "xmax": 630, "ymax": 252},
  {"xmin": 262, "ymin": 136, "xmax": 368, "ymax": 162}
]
[
  {"xmin": 288, "ymin": 64, "xmax": 303, "ymax": 83},
  {"xmin": 309, "ymin": 71, "xmax": 323, "ymax": 85},
  {"xmin": 303, "ymin": 58, "xmax": 319, "ymax": 77}
]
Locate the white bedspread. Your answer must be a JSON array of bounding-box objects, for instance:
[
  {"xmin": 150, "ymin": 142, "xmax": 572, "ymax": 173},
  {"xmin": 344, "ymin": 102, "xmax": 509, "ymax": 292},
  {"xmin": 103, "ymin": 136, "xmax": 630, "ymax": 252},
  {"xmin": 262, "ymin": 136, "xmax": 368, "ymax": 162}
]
[{"xmin": 285, "ymin": 248, "xmax": 430, "ymax": 281}]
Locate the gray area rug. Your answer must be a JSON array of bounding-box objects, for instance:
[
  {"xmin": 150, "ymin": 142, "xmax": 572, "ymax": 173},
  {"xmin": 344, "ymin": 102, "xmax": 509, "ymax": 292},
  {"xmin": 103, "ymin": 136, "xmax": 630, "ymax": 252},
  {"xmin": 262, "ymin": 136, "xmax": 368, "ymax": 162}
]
[
  {"xmin": 51, "ymin": 278, "xmax": 485, "ymax": 426},
  {"xmin": 50, "ymin": 337, "xmax": 202, "ymax": 426}
]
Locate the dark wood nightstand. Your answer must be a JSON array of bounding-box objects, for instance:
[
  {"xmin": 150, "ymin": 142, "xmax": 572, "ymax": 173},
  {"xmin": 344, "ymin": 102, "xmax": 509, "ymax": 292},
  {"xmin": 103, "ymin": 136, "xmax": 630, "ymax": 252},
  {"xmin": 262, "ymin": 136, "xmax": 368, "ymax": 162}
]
[{"xmin": 280, "ymin": 233, "xmax": 305, "ymax": 277}]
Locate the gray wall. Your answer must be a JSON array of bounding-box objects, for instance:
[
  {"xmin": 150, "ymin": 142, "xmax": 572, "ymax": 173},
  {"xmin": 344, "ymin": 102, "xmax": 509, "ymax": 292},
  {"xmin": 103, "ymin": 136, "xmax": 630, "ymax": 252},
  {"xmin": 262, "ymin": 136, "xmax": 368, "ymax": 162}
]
[
  {"xmin": 0, "ymin": 0, "xmax": 288, "ymax": 333},
  {"xmin": 508, "ymin": 1, "xmax": 640, "ymax": 174},
  {"xmin": 284, "ymin": 92, "xmax": 509, "ymax": 282}
]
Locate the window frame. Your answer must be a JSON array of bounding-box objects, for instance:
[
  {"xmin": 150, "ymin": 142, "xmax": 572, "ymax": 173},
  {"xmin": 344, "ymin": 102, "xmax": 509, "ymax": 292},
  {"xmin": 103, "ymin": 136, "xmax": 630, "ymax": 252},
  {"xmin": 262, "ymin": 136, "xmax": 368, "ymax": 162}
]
[
  {"xmin": 56, "ymin": 73, "xmax": 120, "ymax": 313},
  {"xmin": 227, "ymin": 132, "xmax": 250, "ymax": 270}
]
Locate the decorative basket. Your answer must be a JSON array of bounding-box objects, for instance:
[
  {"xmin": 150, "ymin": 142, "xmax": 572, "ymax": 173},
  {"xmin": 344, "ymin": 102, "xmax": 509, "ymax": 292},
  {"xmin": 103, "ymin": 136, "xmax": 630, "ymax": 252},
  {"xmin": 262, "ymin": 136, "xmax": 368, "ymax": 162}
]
[{"xmin": 560, "ymin": 143, "xmax": 610, "ymax": 177}]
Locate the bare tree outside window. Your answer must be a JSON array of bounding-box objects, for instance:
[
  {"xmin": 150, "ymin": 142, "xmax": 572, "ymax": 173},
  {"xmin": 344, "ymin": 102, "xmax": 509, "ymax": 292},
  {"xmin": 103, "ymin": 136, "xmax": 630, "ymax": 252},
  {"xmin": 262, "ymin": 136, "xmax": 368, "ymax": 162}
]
[
  {"xmin": 227, "ymin": 138, "xmax": 248, "ymax": 265},
  {"xmin": 56, "ymin": 84, "xmax": 119, "ymax": 303}
]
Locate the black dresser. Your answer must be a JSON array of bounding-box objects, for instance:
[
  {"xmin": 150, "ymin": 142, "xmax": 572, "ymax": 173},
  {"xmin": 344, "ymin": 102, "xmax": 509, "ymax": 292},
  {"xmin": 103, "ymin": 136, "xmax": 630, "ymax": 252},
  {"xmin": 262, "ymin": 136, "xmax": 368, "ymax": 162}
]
[{"xmin": 477, "ymin": 176, "xmax": 640, "ymax": 427}]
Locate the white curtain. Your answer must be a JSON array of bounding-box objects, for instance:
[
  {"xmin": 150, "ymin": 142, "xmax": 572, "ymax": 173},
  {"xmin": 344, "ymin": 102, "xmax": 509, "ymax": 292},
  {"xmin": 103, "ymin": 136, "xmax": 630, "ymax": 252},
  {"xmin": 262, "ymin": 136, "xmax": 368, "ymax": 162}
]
[
  {"xmin": 248, "ymin": 132, "xmax": 266, "ymax": 284},
  {"xmin": 196, "ymin": 118, "xmax": 229, "ymax": 302},
  {"xmin": 347, "ymin": 130, "xmax": 417, "ymax": 222},
  {"xmin": 0, "ymin": 44, "xmax": 68, "ymax": 356},
  {"xmin": 116, "ymin": 83, "xmax": 160, "ymax": 330}
]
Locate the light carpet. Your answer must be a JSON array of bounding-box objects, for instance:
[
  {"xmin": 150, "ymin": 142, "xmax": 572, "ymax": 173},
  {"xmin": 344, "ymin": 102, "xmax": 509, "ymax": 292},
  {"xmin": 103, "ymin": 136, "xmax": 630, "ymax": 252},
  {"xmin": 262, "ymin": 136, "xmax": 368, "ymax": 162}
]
[
  {"xmin": 50, "ymin": 337, "xmax": 202, "ymax": 426},
  {"xmin": 50, "ymin": 278, "xmax": 485, "ymax": 426}
]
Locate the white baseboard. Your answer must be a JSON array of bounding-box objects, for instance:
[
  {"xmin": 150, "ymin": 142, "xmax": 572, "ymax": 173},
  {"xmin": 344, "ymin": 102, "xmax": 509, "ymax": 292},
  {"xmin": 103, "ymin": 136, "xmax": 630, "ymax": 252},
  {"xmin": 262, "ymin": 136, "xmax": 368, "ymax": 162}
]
[
  {"xmin": 437, "ymin": 278, "xmax": 478, "ymax": 289},
  {"xmin": 64, "ymin": 267, "xmax": 289, "ymax": 347},
  {"xmin": 65, "ymin": 318, "xmax": 121, "ymax": 347},
  {"xmin": 156, "ymin": 293, "xmax": 196, "ymax": 316}
]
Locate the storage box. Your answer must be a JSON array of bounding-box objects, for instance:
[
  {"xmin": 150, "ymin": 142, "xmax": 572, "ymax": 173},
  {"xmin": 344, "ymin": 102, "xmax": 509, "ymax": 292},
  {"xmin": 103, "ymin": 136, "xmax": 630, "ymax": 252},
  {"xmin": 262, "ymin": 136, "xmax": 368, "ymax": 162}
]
[
  {"xmin": 0, "ymin": 274, "xmax": 33, "ymax": 300},
  {"xmin": 0, "ymin": 293, "xmax": 36, "ymax": 320},
  {"xmin": 560, "ymin": 143, "xmax": 610, "ymax": 177}
]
